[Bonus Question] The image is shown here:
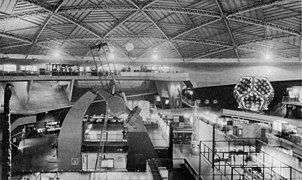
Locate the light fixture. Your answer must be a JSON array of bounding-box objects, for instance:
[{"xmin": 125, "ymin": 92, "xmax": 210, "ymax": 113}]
[
  {"xmin": 234, "ymin": 76, "xmax": 274, "ymax": 111},
  {"xmin": 204, "ymin": 99, "xmax": 210, "ymax": 105},
  {"xmin": 264, "ymin": 51, "xmax": 271, "ymax": 60},
  {"xmin": 164, "ymin": 99, "xmax": 169, "ymax": 105},
  {"xmin": 108, "ymin": 52, "xmax": 115, "ymax": 59},
  {"xmin": 155, "ymin": 95, "xmax": 161, "ymax": 102},
  {"xmin": 152, "ymin": 53, "xmax": 159, "ymax": 60},
  {"xmin": 263, "ymin": 27, "xmax": 272, "ymax": 61},
  {"xmin": 53, "ymin": 48, "xmax": 61, "ymax": 59},
  {"xmin": 125, "ymin": 43, "xmax": 134, "ymax": 52},
  {"xmin": 187, "ymin": 89, "xmax": 193, "ymax": 95}
]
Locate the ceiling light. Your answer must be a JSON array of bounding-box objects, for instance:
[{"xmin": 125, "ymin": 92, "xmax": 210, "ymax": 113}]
[
  {"xmin": 152, "ymin": 53, "xmax": 159, "ymax": 60},
  {"xmin": 53, "ymin": 49, "xmax": 61, "ymax": 59},
  {"xmin": 125, "ymin": 43, "xmax": 134, "ymax": 52},
  {"xmin": 264, "ymin": 51, "xmax": 271, "ymax": 60},
  {"xmin": 108, "ymin": 53, "xmax": 115, "ymax": 59}
]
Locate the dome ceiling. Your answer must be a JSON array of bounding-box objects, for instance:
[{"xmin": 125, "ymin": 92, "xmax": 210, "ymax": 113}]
[{"xmin": 0, "ymin": 0, "xmax": 301, "ymax": 63}]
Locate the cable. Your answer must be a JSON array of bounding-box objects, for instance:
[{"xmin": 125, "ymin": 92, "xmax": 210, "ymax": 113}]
[
  {"xmin": 91, "ymin": 96, "xmax": 108, "ymax": 180},
  {"xmin": 90, "ymin": 48, "xmax": 105, "ymax": 90},
  {"xmin": 96, "ymin": 50, "xmax": 110, "ymax": 92},
  {"xmin": 101, "ymin": 45, "xmax": 123, "ymax": 93}
]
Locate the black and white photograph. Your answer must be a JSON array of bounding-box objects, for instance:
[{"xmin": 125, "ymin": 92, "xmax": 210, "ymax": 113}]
[{"xmin": 0, "ymin": 0, "xmax": 302, "ymax": 179}]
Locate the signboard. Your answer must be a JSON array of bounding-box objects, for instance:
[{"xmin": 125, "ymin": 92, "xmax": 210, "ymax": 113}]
[
  {"xmin": 71, "ymin": 158, "xmax": 79, "ymax": 166},
  {"xmin": 3, "ymin": 64, "xmax": 16, "ymax": 72}
]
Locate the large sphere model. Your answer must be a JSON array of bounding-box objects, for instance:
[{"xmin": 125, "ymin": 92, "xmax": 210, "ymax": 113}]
[{"xmin": 234, "ymin": 76, "xmax": 274, "ymax": 112}]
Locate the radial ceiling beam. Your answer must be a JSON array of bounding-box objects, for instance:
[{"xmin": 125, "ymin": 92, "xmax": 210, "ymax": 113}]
[
  {"xmin": 238, "ymin": 46, "xmax": 295, "ymax": 59},
  {"xmin": 172, "ymin": 18, "xmax": 221, "ymax": 40},
  {"xmin": 299, "ymin": 4, "xmax": 302, "ymax": 62},
  {"xmin": 103, "ymin": 11, "xmax": 139, "ymax": 38},
  {"xmin": 1, "ymin": 5, "xmax": 221, "ymax": 23},
  {"xmin": 26, "ymin": 0, "xmax": 65, "ymax": 58},
  {"xmin": 138, "ymin": 41, "xmax": 166, "ymax": 58},
  {"xmin": 144, "ymin": 6, "xmax": 221, "ymax": 18},
  {"xmin": 0, "ymin": 10, "xmax": 50, "ymax": 22},
  {"xmin": 103, "ymin": 0, "xmax": 163, "ymax": 39},
  {"xmin": 126, "ymin": 0, "xmax": 140, "ymax": 9},
  {"xmin": 140, "ymin": 12, "xmax": 169, "ymax": 40},
  {"xmin": 23, "ymin": 0, "xmax": 103, "ymax": 39},
  {"xmin": 34, "ymin": 0, "xmax": 65, "ymax": 42},
  {"xmin": 176, "ymin": 38, "xmax": 232, "ymax": 47},
  {"xmin": 103, "ymin": 0, "xmax": 159, "ymax": 55},
  {"xmin": 58, "ymin": 5, "xmax": 137, "ymax": 13},
  {"xmin": 0, "ymin": 43, "xmax": 31, "ymax": 49},
  {"xmin": 136, "ymin": 29, "xmax": 175, "ymax": 58},
  {"xmin": 227, "ymin": 0, "xmax": 296, "ymax": 16},
  {"xmin": 60, "ymin": 5, "xmax": 221, "ymax": 18},
  {"xmin": 25, "ymin": 0, "xmax": 53, "ymax": 10},
  {"xmin": 215, "ymin": 0, "xmax": 240, "ymax": 62},
  {"xmin": 38, "ymin": 35, "xmax": 232, "ymax": 47},
  {"xmin": 300, "ymin": 31, "xmax": 302, "ymax": 61},
  {"xmin": 142, "ymin": 11, "xmax": 183, "ymax": 57},
  {"xmin": 24, "ymin": 0, "xmax": 105, "ymax": 60},
  {"xmin": 238, "ymin": 34, "xmax": 297, "ymax": 47},
  {"xmin": 171, "ymin": 19, "xmax": 221, "ymax": 39},
  {"xmin": 0, "ymin": 32, "xmax": 32, "ymax": 43},
  {"xmin": 58, "ymin": 14, "xmax": 102, "ymax": 38},
  {"xmin": 227, "ymin": 16, "xmax": 300, "ymax": 36},
  {"xmin": 58, "ymin": 0, "xmax": 109, "ymax": 59},
  {"xmin": 187, "ymin": 46, "xmax": 233, "ymax": 60},
  {"xmin": 107, "ymin": 40, "xmax": 133, "ymax": 59},
  {"xmin": 142, "ymin": 0, "xmax": 157, "ymax": 9},
  {"xmin": 36, "ymin": 43, "xmax": 80, "ymax": 59}
]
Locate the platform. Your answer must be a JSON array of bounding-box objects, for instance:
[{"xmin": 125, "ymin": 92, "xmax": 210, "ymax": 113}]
[{"xmin": 0, "ymin": 72, "xmax": 191, "ymax": 82}]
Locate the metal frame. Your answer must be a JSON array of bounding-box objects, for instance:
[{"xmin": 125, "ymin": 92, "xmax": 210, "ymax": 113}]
[{"xmin": 0, "ymin": 0, "xmax": 300, "ymax": 60}]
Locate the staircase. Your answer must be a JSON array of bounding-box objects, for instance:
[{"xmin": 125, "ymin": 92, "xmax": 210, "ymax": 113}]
[
  {"xmin": 148, "ymin": 159, "xmax": 162, "ymax": 180},
  {"xmin": 182, "ymin": 96, "xmax": 195, "ymax": 108},
  {"xmin": 183, "ymin": 81, "xmax": 194, "ymax": 88},
  {"xmin": 270, "ymin": 102, "xmax": 286, "ymax": 116}
]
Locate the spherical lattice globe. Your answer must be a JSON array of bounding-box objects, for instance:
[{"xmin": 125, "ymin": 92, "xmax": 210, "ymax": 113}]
[{"xmin": 234, "ymin": 76, "xmax": 274, "ymax": 112}]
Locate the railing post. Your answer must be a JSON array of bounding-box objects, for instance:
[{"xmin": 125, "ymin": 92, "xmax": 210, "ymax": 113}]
[
  {"xmin": 231, "ymin": 167, "xmax": 233, "ymax": 180},
  {"xmin": 199, "ymin": 140, "xmax": 201, "ymax": 177},
  {"xmin": 263, "ymin": 150, "xmax": 265, "ymax": 180},
  {"xmin": 212, "ymin": 125, "xmax": 215, "ymax": 168}
]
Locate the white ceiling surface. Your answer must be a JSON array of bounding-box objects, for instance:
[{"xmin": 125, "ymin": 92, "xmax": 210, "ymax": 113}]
[{"xmin": 0, "ymin": 0, "xmax": 301, "ymax": 63}]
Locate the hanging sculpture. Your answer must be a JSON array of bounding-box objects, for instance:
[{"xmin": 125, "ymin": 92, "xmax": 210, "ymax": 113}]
[{"xmin": 234, "ymin": 76, "xmax": 274, "ymax": 112}]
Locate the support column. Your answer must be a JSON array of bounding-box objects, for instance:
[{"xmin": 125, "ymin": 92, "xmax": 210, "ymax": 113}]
[
  {"xmin": 2, "ymin": 83, "xmax": 13, "ymax": 180},
  {"xmin": 212, "ymin": 125, "xmax": 216, "ymax": 168},
  {"xmin": 68, "ymin": 79, "xmax": 75, "ymax": 101},
  {"xmin": 168, "ymin": 123, "xmax": 173, "ymax": 161},
  {"xmin": 26, "ymin": 80, "xmax": 33, "ymax": 104}
]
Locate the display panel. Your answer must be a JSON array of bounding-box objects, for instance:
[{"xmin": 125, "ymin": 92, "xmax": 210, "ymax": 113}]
[{"xmin": 234, "ymin": 76, "xmax": 274, "ymax": 112}]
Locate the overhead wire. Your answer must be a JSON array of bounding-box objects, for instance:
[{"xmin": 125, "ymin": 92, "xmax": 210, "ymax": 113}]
[
  {"xmin": 90, "ymin": 43, "xmax": 126, "ymax": 180},
  {"xmin": 91, "ymin": 109, "xmax": 108, "ymax": 180},
  {"xmin": 90, "ymin": 48, "xmax": 105, "ymax": 90},
  {"xmin": 101, "ymin": 45, "xmax": 123, "ymax": 93}
]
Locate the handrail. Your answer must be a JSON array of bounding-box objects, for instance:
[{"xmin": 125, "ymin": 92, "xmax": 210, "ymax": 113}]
[
  {"xmin": 181, "ymin": 96, "xmax": 195, "ymax": 108},
  {"xmin": 270, "ymin": 102, "xmax": 285, "ymax": 115},
  {"xmin": 183, "ymin": 159, "xmax": 203, "ymax": 180},
  {"xmin": 147, "ymin": 159, "xmax": 163, "ymax": 180},
  {"xmin": 91, "ymin": 118, "xmax": 108, "ymax": 180}
]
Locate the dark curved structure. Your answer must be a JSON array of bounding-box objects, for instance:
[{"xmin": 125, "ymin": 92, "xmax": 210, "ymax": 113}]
[{"xmin": 58, "ymin": 91, "xmax": 97, "ymax": 171}]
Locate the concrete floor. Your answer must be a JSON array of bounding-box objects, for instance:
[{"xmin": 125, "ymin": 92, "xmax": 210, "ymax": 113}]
[
  {"xmin": 146, "ymin": 127, "xmax": 169, "ymax": 148},
  {"xmin": 173, "ymin": 144, "xmax": 216, "ymax": 180},
  {"xmin": 12, "ymin": 134, "xmax": 58, "ymax": 173},
  {"xmin": 12, "ymin": 124, "xmax": 300, "ymax": 180}
]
